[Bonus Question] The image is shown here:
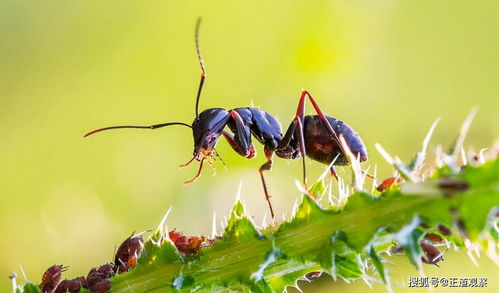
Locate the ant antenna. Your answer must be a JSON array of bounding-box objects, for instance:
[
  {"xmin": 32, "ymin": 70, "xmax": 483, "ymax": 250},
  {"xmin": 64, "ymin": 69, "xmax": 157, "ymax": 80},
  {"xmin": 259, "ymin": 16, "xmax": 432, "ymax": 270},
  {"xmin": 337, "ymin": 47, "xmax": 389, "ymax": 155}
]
[
  {"xmin": 84, "ymin": 122, "xmax": 191, "ymax": 137},
  {"xmin": 194, "ymin": 17, "xmax": 206, "ymax": 118},
  {"xmin": 85, "ymin": 19, "xmax": 206, "ymax": 138}
]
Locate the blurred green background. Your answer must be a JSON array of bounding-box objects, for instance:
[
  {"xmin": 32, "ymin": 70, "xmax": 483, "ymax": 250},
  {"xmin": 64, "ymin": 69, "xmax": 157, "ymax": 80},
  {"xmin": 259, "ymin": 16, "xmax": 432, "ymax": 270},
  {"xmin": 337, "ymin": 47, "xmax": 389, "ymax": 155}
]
[{"xmin": 1, "ymin": 0, "xmax": 498, "ymax": 291}]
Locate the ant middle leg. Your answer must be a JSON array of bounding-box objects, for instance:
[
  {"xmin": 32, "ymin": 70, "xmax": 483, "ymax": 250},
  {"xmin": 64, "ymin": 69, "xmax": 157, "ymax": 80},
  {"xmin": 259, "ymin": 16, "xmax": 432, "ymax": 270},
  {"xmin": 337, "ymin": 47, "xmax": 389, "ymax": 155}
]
[
  {"xmin": 259, "ymin": 147, "xmax": 276, "ymax": 219},
  {"xmin": 221, "ymin": 129, "xmax": 276, "ymax": 218},
  {"xmin": 277, "ymin": 116, "xmax": 308, "ymax": 188}
]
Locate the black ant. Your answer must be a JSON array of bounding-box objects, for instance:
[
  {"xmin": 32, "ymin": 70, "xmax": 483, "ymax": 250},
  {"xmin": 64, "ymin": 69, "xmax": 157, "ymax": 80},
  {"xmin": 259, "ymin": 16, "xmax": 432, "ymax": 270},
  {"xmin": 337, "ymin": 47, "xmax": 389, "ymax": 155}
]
[{"xmin": 84, "ymin": 18, "xmax": 368, "ymax": 219}]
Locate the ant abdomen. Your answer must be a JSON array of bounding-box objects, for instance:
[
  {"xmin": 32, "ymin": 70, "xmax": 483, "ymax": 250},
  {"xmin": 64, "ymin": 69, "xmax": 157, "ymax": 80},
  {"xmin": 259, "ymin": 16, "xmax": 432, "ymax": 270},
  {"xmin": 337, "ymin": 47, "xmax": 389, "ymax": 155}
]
[{"xmin": 303, "ymin": 115, "xmax": 367, "ymax": 165}]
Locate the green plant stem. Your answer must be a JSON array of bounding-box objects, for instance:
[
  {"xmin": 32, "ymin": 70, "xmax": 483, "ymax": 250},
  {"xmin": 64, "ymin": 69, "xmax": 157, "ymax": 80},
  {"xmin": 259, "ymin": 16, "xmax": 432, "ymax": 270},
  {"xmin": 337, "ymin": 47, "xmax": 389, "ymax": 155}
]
[{"xmin": 105, "ymin": 159, "xmax": 498, "ymax": 293}]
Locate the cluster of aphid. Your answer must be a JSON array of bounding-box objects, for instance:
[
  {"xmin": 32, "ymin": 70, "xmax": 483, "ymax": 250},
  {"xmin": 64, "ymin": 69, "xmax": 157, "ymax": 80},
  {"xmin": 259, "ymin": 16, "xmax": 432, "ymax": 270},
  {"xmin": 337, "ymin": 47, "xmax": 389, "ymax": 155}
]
[
  {"xmin": 37, "ymin": 230, "xmax": 213, "ymax": 293},
  {"xmin": 38, "ymin": 234, "xmax": 143, "ymax": 292},
  {"xmin": 420, "ymin": 234, "xmax": 448, "ymax": 266},
  {"xmin": 39, "ymin": 263, "xmax": 112, "ymax": 293},
  {"xmin": 390, "ymin": 223, "xmax": 456, "ymax": 268},
  {"xmin": 168, "ymin": 230, "xmax": 214, "ymax": 255}
]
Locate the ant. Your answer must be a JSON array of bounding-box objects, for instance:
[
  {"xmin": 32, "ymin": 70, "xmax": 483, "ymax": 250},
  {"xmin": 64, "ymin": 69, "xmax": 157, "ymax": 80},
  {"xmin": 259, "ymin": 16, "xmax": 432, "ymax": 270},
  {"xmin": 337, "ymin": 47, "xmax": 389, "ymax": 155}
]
[{"xmin": 85, "ymin": 18, "xmax": 368, "ymax": 219}]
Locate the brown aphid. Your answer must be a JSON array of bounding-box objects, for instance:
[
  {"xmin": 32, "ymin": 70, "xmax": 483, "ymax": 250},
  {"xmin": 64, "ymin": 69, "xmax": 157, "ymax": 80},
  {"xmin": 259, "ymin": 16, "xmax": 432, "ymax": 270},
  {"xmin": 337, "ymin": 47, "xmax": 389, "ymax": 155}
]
[
  {"xmin": 305, "ymin": 271, "xmax": 323, "ymax": 280},
  {"xmin": 438, "ymin": 176, "xmax": 469, "ymax": 196},
  {"xmin": 450, "ymin": 208, "xmax": 470, "ymax": 239},
  {"xmin": 40, "ymin": 264, "xmax": 67, "ymax": 293},
  {"xmin": 89, "ymin": 279, "xmax": 111, "ymax": 293},
  {"xmin": 390, "ymin": 245, "xmax": 404, "ymax": 254},
  {"xmin": 376, "ymin": 176, "xmax": 403, "ymax": 192},
  {"xmin": 438, "ymin": 224, "xmax": 452, "ymax": 236},
  {"xmin": 95, "ymin": 263, "xmax": 115, "ymax": 278},
  {"xmin": 54, "ymin": 276, "xmax": 86, "ymax": 293},
  {"xmin": 421, "ymin": 240, "xmax": 445, "ymax": 267},
  {"xmin": 115, "ymin": 234, "xmax": 144, "ymax": 273},
  {"xmin": 419, "ymin": 222, "xmax": 431, "ymax": 229},
  {"xmin": 424, "ymin": 233, "xmax": 444, "ymax": 243},
  {"xmin": 86, "ymin": 263, "xmax": 115, "ymax": 289},
  {"xmin": 54, "ymin": 280, "xmax": 70, "ymax": 293}
]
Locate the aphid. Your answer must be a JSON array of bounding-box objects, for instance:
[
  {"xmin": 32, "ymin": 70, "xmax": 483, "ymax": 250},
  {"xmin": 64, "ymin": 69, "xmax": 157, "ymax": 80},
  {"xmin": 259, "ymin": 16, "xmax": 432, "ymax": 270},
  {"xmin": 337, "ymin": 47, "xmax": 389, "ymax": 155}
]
[
  {"xmin": 389, "ymin": 245, "xmax": 404, "ymax": 254},
  {"xmin": 189, "ymin": 235, "xmax": 207, "ymax": 251},
  {"xmin": 86, "ymin": 263, "xmax": 115, "ymax": 288},
  {"xmin": 174, "ymin": 235, "xmax": 192, "ymax": 254},
  {"xmin": 54, "ymin": 276, "xmax": 86, "ymax": 293},
  {"xmin": 305, "ymin": 271, "xmax": 323, "ymax": 280},
  {"xmin": 451, "ymin": 208, "xmax": 469, "ymax": 238},
  {"xmin": 168, "ymin": 230, "xmax": 182, "ymax": 243},
  {"xmin": 114, "ymin": 234, "xmax": 144, "ymax": 273},
  {"xmin": 40, "ymin": 264, "xmax": 67, "ymax": 293},
  {"xmin": 438, "ymin": 224, "xmax": 452, "ymax": 236},
  {"xmin": 88, "ymin": 280, "xmax": 111, "ymax": 293},
  {"xmin": 168, "ymin": 230, "xmax": 208, "ymax": 254},
  {"xmin": 438, "ymin": 176, "xmax": 469, "ymax": 196},
  {"xmin": 421, "ymin": 240, "xmax": 446, "ymax": 267},
  {"xmin": 84, "ymin": 19, "xmax": 368, "ymax": 219},
  {"xmin": 376, "ymin": 176, "xmax": 403, "ymax": 192},
  {"xmin": 424, "ymin": 233, "xmax": 444, "ymax": 243}
]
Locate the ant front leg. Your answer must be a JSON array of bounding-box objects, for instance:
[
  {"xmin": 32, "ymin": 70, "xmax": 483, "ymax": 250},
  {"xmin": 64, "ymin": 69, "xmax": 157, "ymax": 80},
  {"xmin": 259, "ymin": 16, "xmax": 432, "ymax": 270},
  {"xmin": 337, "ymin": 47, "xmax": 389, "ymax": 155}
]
[
  {"xmin": 225, "ymin": 111, "xmax": 276, "ymax": 219},
  {"xmin": 222, "ymin": 130, "xmax": 275, "ymax": 219},
  {"xmin": 221, "ymin": 131, "xmax": 255, "ymax": 159}
]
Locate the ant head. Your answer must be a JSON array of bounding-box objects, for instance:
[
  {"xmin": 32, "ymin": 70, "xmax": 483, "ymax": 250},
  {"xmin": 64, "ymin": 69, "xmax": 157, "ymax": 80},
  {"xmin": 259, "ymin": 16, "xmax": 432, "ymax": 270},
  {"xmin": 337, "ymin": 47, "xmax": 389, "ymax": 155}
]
[{"xmin": 191, "ymin": 108, "xmax": 230, "ymax": 159}]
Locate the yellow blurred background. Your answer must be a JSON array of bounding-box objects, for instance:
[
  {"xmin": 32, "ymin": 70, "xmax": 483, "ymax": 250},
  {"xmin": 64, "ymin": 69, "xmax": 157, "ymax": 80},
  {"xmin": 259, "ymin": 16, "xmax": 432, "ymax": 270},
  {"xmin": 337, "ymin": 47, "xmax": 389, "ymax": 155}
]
[{"xmin": 1, "ymin": 0, "xmax": 497, "ymax": 291}]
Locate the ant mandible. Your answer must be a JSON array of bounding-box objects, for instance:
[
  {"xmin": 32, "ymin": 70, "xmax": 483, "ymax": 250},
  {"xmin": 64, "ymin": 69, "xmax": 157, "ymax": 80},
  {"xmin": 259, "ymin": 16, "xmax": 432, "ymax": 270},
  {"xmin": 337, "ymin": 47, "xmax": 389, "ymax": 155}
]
[{"xmin": 84, "ymin": 18, "xmax": 368, "ymax": 219}]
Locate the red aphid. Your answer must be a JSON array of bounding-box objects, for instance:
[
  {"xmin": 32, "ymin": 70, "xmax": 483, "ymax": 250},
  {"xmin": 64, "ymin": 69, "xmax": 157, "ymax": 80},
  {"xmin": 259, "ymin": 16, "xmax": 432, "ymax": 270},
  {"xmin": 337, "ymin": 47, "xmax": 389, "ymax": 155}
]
[
  {"xmin": 376, "ymin": 176, "xmax": 403, "ymax": 192},
  {"xmin": 115, "ymin": 234, "xmax": 144, "ymax": 273},
  {"xmin": 168, "ymin": 230, "xmax": 182, "ymax": 243},
  {"xmin": 40, "ymin": 264, "xmax": 67, "ymax": 293},
  {"xmin": 54, "ymin": 276, "xmax": 86, "ymax": 293},
  {"xmin": 168, "ymin": 230, "xmax": 209, "ymax": 255},
  {"xmin": 189, "ymin": 236, "xmax": 206, "ymax": 251},
  {"xmin": 174, "ymin": 235, "xmax": 191, "ymax": 254}
]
